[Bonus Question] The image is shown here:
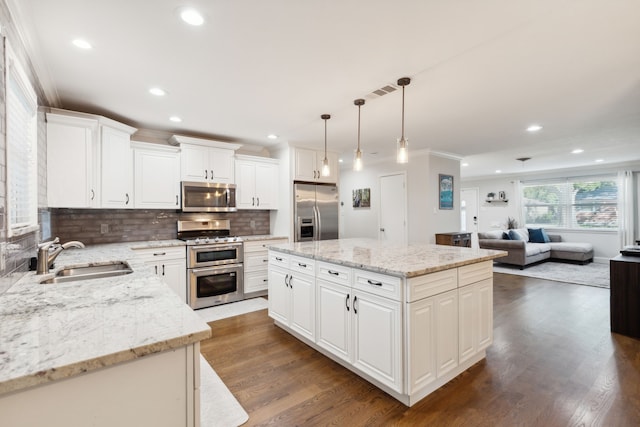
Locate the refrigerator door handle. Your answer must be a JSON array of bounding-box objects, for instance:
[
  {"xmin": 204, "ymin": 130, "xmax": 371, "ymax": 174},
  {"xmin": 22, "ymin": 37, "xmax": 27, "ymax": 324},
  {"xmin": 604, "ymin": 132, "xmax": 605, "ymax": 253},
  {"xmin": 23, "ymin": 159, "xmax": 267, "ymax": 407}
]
[{"xmin": 314, "ymin": 204, "xmax": 321, "ymax": 240}]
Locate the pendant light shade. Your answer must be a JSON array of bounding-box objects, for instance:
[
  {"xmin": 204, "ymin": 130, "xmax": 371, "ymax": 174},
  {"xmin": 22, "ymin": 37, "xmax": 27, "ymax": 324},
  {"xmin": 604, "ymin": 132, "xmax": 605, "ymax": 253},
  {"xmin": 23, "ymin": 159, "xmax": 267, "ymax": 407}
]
[
  {"xmin": 353, "ymin": 99, "xmax": 365, "ymax": 171},
  {"xmin": 396, "ymin": 77, "xmax": 411, "ymax": 164},
  {"xmin": 321, "ymin": 114, "xmax": 331, "ymax": 177}
]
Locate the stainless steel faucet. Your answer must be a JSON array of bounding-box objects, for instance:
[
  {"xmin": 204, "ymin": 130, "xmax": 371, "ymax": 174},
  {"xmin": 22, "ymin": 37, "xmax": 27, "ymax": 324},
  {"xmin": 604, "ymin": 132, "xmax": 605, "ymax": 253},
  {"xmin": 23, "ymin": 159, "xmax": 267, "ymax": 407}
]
[{"xmin": 36, "ymin": 237, "xmax": 85, "ymax": 274}]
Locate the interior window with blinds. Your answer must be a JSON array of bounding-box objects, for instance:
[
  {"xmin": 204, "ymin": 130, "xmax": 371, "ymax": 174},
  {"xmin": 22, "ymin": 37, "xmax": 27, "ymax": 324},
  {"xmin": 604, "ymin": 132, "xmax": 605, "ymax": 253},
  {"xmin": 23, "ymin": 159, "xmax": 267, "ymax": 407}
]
[
  {"xmin": 522, "ymin": 176, "xmax": 618, "ymax": 230},
  {"xmin": 6, "ymin": 42, "xmax": 38, "ymax": 236}
]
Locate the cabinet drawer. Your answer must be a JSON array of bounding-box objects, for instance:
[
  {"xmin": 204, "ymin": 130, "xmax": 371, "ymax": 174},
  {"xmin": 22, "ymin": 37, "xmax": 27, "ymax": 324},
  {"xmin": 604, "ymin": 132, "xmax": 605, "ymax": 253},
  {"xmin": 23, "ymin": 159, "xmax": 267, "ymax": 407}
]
[
  {"xmin": 244, "ymin": 238, "xmax": 288, "ymax": 253},
  {"xmin": 317, "ymin": 261, "xmax": 351, "ymax": 287},
  {"xmin": 244, "ymin": 251, "xmax": 269, "ymax": 271},
  {"xmin": 135, "ymin": 246, "xmax": 186, "ymax": 262},
  {"xmin": 406, "ymin": 269, "xmax": 457, "ymax": 302},
  {"xmin": 269, "ymin": 251, "xmax": 290, "ymax": 268},
  {"xmin": 458, "ymin": 261, "xmax": 492, "ymax": 287},
  {"xmin": 353, "ymin": 269, "xmax": 402, "ymax": 301},
  {"xmin": 290, "ymin": 255, "xmax": 315, "ymax": 275},
  {"xmin": 244, "ymin": 270, "xmax": 269, "ymax": 293}
]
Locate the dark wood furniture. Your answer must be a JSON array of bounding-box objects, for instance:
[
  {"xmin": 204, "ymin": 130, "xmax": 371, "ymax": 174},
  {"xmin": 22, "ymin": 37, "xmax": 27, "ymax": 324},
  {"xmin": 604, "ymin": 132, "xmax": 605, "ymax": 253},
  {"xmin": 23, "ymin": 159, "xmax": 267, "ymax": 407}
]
[
  {"xmin": 610, "ymin": 254, "xmax": 640, "ymax": 338},
  {"xmin": 435, "ymin": 232, "xmax": 471, "ymax": 248}
]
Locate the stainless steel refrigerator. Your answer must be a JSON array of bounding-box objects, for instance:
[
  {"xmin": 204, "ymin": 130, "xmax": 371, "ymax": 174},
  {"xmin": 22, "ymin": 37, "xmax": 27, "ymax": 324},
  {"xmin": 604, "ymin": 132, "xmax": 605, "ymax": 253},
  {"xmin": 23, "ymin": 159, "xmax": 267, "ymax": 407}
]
[{"xmin": 294, "ymin": 183, "xmax": 339, "ymax": 242}]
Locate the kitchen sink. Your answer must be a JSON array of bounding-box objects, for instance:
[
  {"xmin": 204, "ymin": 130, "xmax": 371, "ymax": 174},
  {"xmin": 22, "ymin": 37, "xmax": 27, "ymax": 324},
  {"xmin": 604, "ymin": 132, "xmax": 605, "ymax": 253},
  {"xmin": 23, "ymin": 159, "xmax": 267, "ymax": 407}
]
[{"xmin": 40, "ymin": 261, "xmax": 133, "ymax": 284}]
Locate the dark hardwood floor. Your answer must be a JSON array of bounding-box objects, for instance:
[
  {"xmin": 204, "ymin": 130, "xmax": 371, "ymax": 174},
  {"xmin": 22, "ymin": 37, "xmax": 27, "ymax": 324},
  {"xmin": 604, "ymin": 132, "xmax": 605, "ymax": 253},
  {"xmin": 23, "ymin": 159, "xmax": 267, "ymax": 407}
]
[{"xmin": 200, "ymin": 274, "xmax": 640, "ymax": 426}]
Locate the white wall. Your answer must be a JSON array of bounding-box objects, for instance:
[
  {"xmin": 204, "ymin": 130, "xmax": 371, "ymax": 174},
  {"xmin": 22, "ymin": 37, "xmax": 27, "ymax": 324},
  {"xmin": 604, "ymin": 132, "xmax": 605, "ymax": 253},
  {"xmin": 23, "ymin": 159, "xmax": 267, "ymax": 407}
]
[
  {"xmin": 462, "ymin": 162, "xmax": 640, "ymax": 262},
  {"xmin": 340, "ymin": 151, "xmax": 461, "ymax": 243}
]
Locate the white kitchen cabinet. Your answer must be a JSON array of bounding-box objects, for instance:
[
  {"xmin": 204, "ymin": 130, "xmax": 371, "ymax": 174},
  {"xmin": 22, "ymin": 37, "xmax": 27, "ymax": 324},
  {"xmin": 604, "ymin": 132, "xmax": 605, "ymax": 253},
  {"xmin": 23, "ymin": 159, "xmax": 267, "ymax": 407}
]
[
  {"xmin": 133, "ymin": 142, "xmax": 181, "ymax": 209},
  {"xmin": 243, "ymin": 238, "xmax": 288, "ymax": 297},
  {"xmin": 235, "ymin": 155, "xmax": 279, "ymax": 210},
  {"xmin": 46, "ymin": 113, "xmax": 99, "ymax": 208},
  {"xmin": 135, "ymin": 246, "xmax": 187, "ymax": 303},
  {"xmin": 101, "ymin": 124, "xmax": 135, "ymax": 208},
  {"xmin": 170, "ymin": 135, "xmax": 241, "ymax": 184},
  {"xmin": 268, "ymin": 263, "xmax": 291, "ymax": 324},
  {"xmin": 293, "ymin": 147, "xmax": 339, "ymax": 184},
  {"xmin": 46, "ymin": 109, "xmax": 137, "ymax": 209},
  {"xmin": 316, "ymin": 278, "xmax": 352, "ymax": 362},
  {"xmin": 435, "ymin": 289, "xmax": 459, "ymax": 378},
  {"xmin": 352, "ymin": 289, "xmax": 402, "ymax": 392},
  {"xmin": 459, "ymin": 278, "xmax": 493, "ymax": 363}
]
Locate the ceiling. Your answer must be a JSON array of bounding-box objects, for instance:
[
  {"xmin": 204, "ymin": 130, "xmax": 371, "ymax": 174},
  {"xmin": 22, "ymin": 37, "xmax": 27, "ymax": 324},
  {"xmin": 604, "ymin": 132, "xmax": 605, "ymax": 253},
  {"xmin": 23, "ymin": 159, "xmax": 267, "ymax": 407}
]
[{"xmin": 8, "ymin": 0, "xmax": 640, "ymax": 179}]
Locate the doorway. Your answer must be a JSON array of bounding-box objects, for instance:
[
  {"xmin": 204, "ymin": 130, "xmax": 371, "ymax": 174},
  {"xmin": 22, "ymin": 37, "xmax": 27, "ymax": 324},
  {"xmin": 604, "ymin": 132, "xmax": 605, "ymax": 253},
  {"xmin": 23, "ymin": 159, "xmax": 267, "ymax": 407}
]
[
  {"xmin": 379, "ymin": 173, "xmax": 407, "ymax": 244},
  {"xmin": 460, "ymin": 187, "xmax": 479, "ymax": 248}
]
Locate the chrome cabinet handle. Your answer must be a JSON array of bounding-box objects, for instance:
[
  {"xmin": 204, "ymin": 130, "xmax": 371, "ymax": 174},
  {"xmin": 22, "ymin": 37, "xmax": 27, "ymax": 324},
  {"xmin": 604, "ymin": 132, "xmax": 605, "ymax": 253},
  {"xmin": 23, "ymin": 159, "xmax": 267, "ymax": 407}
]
[
  {"xmin": 176, "ymin": 195, "xmax": 179, "ymax": 206},
  {"xmin": 162, "ymin": 264, "xmax": 165, "ymax": 276},
  {"xmin": 252, "ymin": 197, "xmax": 255, "ymax": 206},
  {"xmin": 125, "ymin": 193, "xmax": 129, "ymax": 205},
  {"xmin": 298, "ymin": 262, "xmax": 307, "ymax": 268},
  {"xmin": 257, "ymin": 197, "xmax": 260, "ymax": 206},
  {"xmin": 90, "ymin": 189, "xmax": 95, "ymax": 200},
  {"xmin": 154, "ymin": 265, "xmax": 158, "ymax": 275},
  {"xmin": 205, "ymin": 170, "xmax": 208, "ymax": 179},
  {"xmin": 153, "ymin": 252, "xmax": 166, "ymax": 256},
  {"xmin": 210, "ymin": 170, "xmax": 213, "ymax": 180},
  {"xmin": 285, "ymin": 273, "xmax": 289, "ymax": 287},
  {"xmin": 367, "ymin": 279, "xmax": 383, "ymax": 287},
  {"xmin": 354, "ymin": 296, "xmax": 358, "ymax": 314},
  {"xmin": 276, "ymin": 257, "xmax": 283, "ymax": 262},
  {"xmin": 328, "ymin": 270, "xmax": 339, "ymax": 276},
  {"xmin": 345, "ymin": 294, "xmax": 350, "ymax": 311}
]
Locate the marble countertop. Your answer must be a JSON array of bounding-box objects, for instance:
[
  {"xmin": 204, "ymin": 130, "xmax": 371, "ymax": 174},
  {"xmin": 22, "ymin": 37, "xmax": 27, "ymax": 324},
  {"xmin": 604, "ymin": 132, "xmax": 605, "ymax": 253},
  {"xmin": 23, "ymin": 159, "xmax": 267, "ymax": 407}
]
[
  {"xmin": 269, "ymin": 238, "xmax": 507, "ymax": 278},
  {"xmin": 0, "ymin": 242, "xmax": 211, "ymax": 396},
  {"xmin": 240, "ymin": 235, "xmax": 288, "ymax": 242}
]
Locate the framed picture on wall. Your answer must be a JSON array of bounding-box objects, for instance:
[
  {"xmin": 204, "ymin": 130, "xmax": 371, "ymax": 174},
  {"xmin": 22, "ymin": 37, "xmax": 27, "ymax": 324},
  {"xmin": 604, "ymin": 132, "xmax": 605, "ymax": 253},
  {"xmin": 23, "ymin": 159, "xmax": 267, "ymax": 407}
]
[{"xmin": 439, "ymin": 174, "xmax": 454, "ymax": 210}]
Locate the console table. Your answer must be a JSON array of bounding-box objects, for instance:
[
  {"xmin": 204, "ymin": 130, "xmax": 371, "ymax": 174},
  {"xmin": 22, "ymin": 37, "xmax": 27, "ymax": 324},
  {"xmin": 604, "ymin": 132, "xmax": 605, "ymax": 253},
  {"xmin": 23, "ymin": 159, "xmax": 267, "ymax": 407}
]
[
  {"xmin": 435, "ymin": 232, "xmax": 471, "ymax": 248},
  {"xmin": 610, "ymin": 255, "xmax": 640, "ymax": 338}
]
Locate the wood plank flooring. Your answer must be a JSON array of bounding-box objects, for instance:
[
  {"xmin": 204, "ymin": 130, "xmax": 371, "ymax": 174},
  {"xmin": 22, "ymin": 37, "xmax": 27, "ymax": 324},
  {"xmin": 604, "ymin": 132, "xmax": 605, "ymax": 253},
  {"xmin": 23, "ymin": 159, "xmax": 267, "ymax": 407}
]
[{"xmin": 200, "ymin": 274, "xmax": 640, "ymax": 426}]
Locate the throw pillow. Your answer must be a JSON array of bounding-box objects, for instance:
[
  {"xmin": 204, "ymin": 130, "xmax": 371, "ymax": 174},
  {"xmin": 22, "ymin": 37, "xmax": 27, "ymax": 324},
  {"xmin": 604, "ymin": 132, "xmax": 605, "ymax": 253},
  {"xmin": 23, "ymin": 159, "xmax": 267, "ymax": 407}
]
[
  {"xmin": 508, "ymin": 229, "xmax": 522, "ymax": 240},
  {"xmin": 502, "ymin": 231, "xmax": 511, "ymax": 240},
  {"xmin": 528, "ymin": 228, "xmax": 551, "ymax": 243}
]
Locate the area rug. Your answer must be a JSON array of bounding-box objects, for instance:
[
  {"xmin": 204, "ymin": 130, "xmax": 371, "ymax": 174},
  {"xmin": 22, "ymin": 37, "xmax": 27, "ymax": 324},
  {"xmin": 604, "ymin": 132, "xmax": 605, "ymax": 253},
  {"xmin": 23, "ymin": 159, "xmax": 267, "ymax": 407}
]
[
  {"xmin": 196, "ymin": 297, "xmax": 268, "ymax": 323},
  {"xmin": 200, "ymin": 355, "xmax": 249, "ymax": 427},
  {"xmin": 493, "ymin": 261, "xmax": 609, "ymax": 288}
]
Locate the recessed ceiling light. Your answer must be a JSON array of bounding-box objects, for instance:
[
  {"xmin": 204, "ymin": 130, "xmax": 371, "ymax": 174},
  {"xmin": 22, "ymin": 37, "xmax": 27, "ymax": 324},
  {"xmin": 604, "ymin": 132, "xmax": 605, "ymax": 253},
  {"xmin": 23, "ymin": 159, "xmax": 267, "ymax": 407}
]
[
  {"xmin": 72, "ymin": 39, "xmax": 92, "ymax": 49},
  {"xmin": 571, "ymin": 148, "xmax": 584, "ymax": 154},
  {"xmin": 180, "ymin": 8, "xmax": 204, "ymax": 26},
  {"xmin": 338, "ymin": 158, "xmax": 343, "ymax": 163},
  {"xmin": 595, "ymin": 159, "xmax": 604, "ymax": 163},
  {"xmin": 149, "ymin": 87, "xmax": 166, "ymax": 96},
  {"xmin": 267, "ymin": 134, "xmax": 278, "ymax": 140},
  {"xmin": 461, "ymin": 162, "xmax": 469, "ymax": 167},
  {"xmin": 169, "ymin": 116, "xmax": 182, "ymax": 123},
  {"xmin": 526, "ymin": 124, "xmax": 542, "ymax": 132},
  {"xmin": 495, "ymin": 169, "xmax": 502, "ymax": 174}
]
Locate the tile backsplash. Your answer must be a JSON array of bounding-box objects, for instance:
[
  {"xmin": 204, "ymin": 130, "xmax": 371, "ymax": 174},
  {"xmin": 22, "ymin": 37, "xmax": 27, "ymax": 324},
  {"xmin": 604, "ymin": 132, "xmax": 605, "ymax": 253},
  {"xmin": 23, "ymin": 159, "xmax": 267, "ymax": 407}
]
[{"xmin": 50, "ymin": 209, "xmax": 272, "ymax": 245}]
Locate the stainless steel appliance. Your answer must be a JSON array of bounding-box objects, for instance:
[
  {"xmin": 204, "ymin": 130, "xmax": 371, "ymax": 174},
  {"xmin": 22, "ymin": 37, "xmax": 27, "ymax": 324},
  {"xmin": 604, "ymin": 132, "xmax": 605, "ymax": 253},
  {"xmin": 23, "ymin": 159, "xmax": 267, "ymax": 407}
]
[
  {"xmin": 181, "ymin": 181, "xmax": 237, "ymax": 212},
  {"xmin": 294, "ymin": 183, "xmax": 339, "ymax": 242},
  {"xmin": 177, "ymin": 218, "xmax": 243, "ymax": 309}
]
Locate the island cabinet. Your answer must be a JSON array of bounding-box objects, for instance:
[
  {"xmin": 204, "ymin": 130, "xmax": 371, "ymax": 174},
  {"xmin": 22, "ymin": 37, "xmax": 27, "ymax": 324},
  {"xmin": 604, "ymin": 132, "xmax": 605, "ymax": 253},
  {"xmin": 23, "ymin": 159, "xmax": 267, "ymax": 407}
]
[{"xmin": 268, "ymin": 245, "xmax": 496, "ymax": 406}]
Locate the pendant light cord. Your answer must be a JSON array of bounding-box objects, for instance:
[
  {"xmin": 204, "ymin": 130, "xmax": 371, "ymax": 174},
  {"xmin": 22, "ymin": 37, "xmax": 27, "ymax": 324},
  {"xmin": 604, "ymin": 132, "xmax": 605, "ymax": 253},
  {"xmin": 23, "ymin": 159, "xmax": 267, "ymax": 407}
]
[
  {"xmin": 324, "ymin": 118, "xmax": 327, "ymax": 155},
  {"xmin": 357, "ymin": 104, "xmax": 361, "ymax": 151},
  {"xmin": 401, "ymin": 84, "xmax": 405, "ymax": 140}
]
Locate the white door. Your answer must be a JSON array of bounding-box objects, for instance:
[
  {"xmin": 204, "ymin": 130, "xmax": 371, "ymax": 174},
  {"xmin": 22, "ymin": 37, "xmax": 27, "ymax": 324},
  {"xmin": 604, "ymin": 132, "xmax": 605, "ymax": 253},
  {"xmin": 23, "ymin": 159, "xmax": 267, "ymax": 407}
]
[
  {"xmin": 379, "ymin": 173, "xmax": 407, "ymax": 243},
  {"xmin": 461, "ymin": 188, "xmax": 479, "ymax": 248}
]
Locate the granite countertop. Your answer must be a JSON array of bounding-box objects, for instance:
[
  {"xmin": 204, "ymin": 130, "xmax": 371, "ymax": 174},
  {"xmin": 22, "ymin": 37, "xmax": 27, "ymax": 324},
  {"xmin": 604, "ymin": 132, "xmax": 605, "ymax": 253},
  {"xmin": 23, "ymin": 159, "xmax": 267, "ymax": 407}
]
[
  {"xmin": 240, "ymin": 235, "xmax": 288, "ymax": 242},
  {"xmin": 269, "ymin": 238, "xmax": 507, "ymax": 278},
  {"xmin": 0, "ymin": 241, "xmax": 210, "ymax": 396}
]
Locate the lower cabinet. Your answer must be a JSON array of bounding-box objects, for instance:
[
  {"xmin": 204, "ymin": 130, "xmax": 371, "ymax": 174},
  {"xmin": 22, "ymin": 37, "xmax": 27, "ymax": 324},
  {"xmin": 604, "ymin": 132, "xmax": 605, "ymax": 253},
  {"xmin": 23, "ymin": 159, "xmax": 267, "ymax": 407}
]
[
  {"xmin": 459, "ymin": 278, "xmax": 493, "ymax": 363},
  {"xmin": 243, "ymin": 238, "xmax": 288, "ymax": 297},
  {"xmin": 135, "ymin": 246, "xmax": 187, "ymax": 303}
]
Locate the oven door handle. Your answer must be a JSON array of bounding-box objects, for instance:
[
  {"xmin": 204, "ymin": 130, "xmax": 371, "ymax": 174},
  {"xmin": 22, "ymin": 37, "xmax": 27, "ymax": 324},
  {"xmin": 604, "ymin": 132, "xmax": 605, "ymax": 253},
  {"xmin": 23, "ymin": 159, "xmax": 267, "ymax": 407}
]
[{"xmin": 190, "ymin": 265, "xmax": 242, "ymax": 275}]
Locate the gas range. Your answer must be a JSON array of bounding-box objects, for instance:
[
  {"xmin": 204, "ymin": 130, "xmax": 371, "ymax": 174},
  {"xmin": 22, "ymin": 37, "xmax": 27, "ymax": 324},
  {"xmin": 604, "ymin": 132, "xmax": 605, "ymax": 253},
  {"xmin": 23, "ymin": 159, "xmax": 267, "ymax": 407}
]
[
  {"xmin": 182, "ymin": 235, "xmax": 243, "ymax": 246},
  {"xmin": 177, "ymin": 218, "xmax": 242, "ymax": 246}
]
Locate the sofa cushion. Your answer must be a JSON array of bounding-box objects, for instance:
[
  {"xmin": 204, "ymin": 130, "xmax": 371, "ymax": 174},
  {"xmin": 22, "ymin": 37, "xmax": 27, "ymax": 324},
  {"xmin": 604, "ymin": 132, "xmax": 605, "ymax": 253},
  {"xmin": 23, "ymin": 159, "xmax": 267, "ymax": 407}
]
[
  {"xmin": 478, "ymin": 230, "xmax": 504, "ymax": 240},
  {"xmin": 502, "ymin": 232, "xmax": 511, "ymax": 240},
  {"xmin": 526, "ymin": 243, "xmax": 551, "ymax": 256},
  {"xmin": 509, "ymin": 229, "xmax": 529, "ymax": 241},
  {"xmin": 528, "ymin": 228, "xmax": 551, "ymax": 243},
  {"xmin": 549, "ymin": 242, "xmax": 594, "ymax": 261}
]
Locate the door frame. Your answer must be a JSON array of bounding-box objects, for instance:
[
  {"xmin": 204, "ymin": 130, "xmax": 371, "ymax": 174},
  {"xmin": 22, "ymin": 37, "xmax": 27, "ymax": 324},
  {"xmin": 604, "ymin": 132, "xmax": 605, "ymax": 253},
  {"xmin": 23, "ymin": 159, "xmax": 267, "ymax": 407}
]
[{"xmin": 378, "ymin": 171, "xmax": 408, "ymax": 244}]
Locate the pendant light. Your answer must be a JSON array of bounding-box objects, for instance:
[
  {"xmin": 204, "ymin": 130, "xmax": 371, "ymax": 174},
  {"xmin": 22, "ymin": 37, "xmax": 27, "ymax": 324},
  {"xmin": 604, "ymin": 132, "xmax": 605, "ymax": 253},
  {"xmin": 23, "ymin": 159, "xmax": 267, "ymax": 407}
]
[
  {"xmin": 396, "ymin": 77, "xmax": 411, "ymax": 164},
  {"xmin": 321, "ymin": 114, "xmax": 331, "ymax": 177},
  {"xmin": 353, "ymin": 99, "xmax": 365, "ymax": 171}
]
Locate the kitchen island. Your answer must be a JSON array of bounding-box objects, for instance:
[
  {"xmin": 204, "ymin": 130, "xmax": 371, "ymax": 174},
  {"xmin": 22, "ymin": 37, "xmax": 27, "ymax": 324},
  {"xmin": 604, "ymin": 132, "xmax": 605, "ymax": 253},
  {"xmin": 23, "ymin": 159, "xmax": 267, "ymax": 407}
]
[
  {"xmin": 0, "ymin": 241, "xmax": 211, "ymax": 427},
  {"xmin": 267, "ymin": 238, "xmax": 506, "ymax": 406}
]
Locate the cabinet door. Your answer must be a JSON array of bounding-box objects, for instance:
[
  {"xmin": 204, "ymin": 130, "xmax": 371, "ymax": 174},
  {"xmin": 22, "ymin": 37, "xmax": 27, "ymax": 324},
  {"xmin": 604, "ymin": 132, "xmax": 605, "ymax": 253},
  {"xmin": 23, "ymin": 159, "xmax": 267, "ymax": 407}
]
[
  {"xmin": 268, "ymin": 267, "xmax": 290, "ymax": 324},
  {"xmin": 316, "ymin": 279, "xmax": 351, "ymax": 362},
  {"xmin": 209, "ymin": 148, "xmax": 235, "ymax": 184},
  {"xmin": 352, "ymin": 290, "xmax": 402, "ymax": 392},
  {"xmin": 289, "ymin": 272, "xmax": 315, "ymax": 341},
  {"xmin": 156, "ymin": 258, "xmax": 187, "ymax": 303},
  {"xmin": 435, "ymin": 290, "xmax": 458, "ymax": 378},
  {"xmin": 476, "ymin": 279, "xmax": 493, "ymax": 351},
  {"xmin": 458, "ymin": 284, "xmax": 477, "ymax": 363},
  {"xmin": 46, "ymin": 116, "xmax": 98, "ymax": 208},
  {"xmin": 101, "ymin": 126, "xmax": 133, "ymax": 208},
  {"xmin": 235, "ymin": 161, "xmax": 257, "ymax": 209},
  {"xmin": 294, "ymin": 148, "xmax": 317, "ymax": 181},
  {"xmin": 134, "ymin": 147, "xmax": 180, "ymax": 209},
  {"xmin": 254, "ymin": 161, "xmax": 277, "ymax": 209},
  {"xmin": 407, "ymin": 296, "xmax": 437, "ymax": 394},
  {"xmin": 181, "ymin": 144, "xmax": 209, "ymax": 182}
]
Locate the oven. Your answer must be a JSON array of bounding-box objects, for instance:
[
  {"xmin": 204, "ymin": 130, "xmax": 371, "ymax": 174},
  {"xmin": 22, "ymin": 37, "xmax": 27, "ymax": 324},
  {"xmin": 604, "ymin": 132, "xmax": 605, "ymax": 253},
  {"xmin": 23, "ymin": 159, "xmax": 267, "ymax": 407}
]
[{"xmin": 178, "ymin": 218, "xmax": 245, "ymax": 310}]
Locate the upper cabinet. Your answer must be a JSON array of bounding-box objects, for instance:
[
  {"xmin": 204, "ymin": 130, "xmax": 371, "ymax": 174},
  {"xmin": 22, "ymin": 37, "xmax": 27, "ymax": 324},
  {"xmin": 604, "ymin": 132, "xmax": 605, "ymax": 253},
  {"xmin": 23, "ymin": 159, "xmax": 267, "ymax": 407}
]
[
  {"xmin": 293, "ymin": 147, "xmax": 339, "ymax": 184},
  {"xmin": 169, "ymin": 135, "xmax": 241, "ymax": 184},
  {"xmin": 46, "ymin": 113, "xmax": 100, "ymax": 208},
  {"xmin": 46, "ymin": 110, "xmax": 136, "ymax": 209},
  {"xmin": 235, "ymin": 155, "xmax": 279, "ymax": 210},
  {"xmin": 132, "ymin": 142, "xmax": 181, "ymax": 209},
  {"xmin": 100, "ymin": 122, "xmax": 137, "ymax": 208}
]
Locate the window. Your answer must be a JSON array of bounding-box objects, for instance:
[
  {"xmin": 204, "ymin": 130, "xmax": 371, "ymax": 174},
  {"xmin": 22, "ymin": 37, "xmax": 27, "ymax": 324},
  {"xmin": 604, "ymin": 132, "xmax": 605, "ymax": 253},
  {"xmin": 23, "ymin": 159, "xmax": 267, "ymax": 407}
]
[
  {"xmin": 522, "ymin": 176, "xmax": 618, "ymax": 230},
  {"xmin": 6, "ymin": 42, "xmax": 38, "ymax": 236}
]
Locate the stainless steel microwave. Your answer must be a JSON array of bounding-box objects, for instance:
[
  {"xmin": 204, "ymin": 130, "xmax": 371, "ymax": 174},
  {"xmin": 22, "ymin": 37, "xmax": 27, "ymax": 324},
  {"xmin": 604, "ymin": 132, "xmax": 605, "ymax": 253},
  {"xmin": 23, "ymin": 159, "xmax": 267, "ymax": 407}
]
[{"xmin": 181, "ymin": 181, "xmax": 237, "ymax": 212}]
